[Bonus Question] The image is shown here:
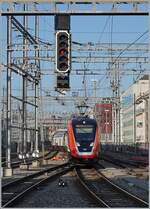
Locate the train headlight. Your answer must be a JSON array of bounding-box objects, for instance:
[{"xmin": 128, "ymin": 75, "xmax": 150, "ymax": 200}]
[
  {"xmin": 76, "ymin": 142, "xmax": 80, "ymax": 147},
  {"xmin": 90, "ymin": 142, "xmax": 94, "ymax": 146}
]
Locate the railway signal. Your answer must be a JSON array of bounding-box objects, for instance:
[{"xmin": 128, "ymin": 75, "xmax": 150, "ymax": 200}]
[
  {"xmin": 57, "ymin": 73, "xmax": 70, "ymax": 89},
  {"xmin": 56, "ymin": 31, "xmax": 70, "ymax": 73}
]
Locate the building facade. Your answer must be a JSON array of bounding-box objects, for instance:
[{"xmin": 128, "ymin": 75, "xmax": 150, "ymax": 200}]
[
  {"xmin": 121, "ymin": 75, "xmax": 149, "ymax": 147},
  {"xmin": 94, "ymin": 102, "xmax": 113, "ymax": 144},
  {"xmin": 135, "ymin": 90, "xmax": 149, "ymax": 148}
]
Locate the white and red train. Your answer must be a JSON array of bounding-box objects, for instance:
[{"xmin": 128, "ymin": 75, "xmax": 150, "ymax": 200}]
[{"xmin": 68, "ymin": 116, "xmax": 100, "ymax": 163}]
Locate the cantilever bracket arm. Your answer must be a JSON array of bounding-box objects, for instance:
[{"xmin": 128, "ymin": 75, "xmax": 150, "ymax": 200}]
[{"xmin": 11, "ymin": 16, "xmax": 38, "ymax": 45}]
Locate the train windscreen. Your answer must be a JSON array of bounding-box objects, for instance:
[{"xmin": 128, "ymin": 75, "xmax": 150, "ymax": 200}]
[{"xmin": 73, "ymin": 124, "xmax": 96, "ymax": 142}]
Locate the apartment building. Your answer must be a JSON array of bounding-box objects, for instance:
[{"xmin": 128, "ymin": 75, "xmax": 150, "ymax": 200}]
[{"xmin": 121, "ymin": 75, "xmax": 149, "ymax": 146}]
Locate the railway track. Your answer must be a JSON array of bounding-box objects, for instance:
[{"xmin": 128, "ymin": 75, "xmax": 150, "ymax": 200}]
[
  {"xmin": 102, "ymin": 154, "xmax": 148, "ymax": 168},
  {"xmin": 2, "ymin": 162, "xmax": 74, "ymax": 208},
  {"xmin": 75, "ymin": 166, "xmax": 149, "ymax": 208},
  {"xmin": 99, "ymin": 157, "xmax": 136, "ymax": 170},
  {"xmin": 2, "ymin": 151, "xmax": 58, "ymax": 169}
]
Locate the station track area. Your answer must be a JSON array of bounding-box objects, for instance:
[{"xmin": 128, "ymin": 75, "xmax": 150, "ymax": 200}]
[
  {"xmin": 2, "ymin": 163, "xmax": 100, "ymax": 208},
  {"xmin": 101, "ymin": 151, "xmax": 148, "ymax": 168},
  {"xmin": 2, "ymin": 162, "xmax": 74, "ymax": 208},
  {"xmin": 2, "ymin": 150, "xmax": 58, "ymax": 169},
  {"xmin": 1, "ymin": 151, "xmax": 149, "ymax": 208},
  {"xmin": 97, "ymin": 158, "xmax": 149, "ymax": 202},
  {"xmin": 75, "ymin": 166, "xmax": 149, "ymax": 208},
  {"xmin": 2, "ymin": 151, "xmax": 67, "ymax": 186},
  {"xmin": 102, "ymin": 155, "xmax": 148, "ymax": 169},
  {"xmin": 99, "ymin": 157, "xmax": 148, "ymax": 179}
]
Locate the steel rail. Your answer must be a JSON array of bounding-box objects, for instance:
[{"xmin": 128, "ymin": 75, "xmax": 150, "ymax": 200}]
[
  {"xmin": 94, "ymin": 166, "xmax": 149, "ymax": 207},
  {"xmin": 2, "ymin": 150, "xmax": 58, "ymax": 169},
  {"xmin": 75, "ymin": 167, "xmax": 110, "ymax": 208},
  {"xmin": 75, "ymin": 167, "xmax": 149, "ymax": 208},
  {"xmin": 2, "ymin": 162, "xmax": 73, "ymax": 207},
  {"xmin": 2, "ymin": 161, "xmax": 68, "ymax": 189},
  {"xmin": 102, "ymin": 154, "xmax": 148, "ymax": 168}
]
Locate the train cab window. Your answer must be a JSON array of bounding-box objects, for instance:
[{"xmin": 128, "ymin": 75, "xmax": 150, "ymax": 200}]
[
  {"xmin": 73, "ymin": 124, "xmax": 96, "ymax": 142},
  {"xmin": 76, "ymin": 126, "xmax": 93, "ymax": 134}
]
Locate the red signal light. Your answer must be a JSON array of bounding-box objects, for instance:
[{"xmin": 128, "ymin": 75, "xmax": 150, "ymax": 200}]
[{"xmin": 59, "ymin": 49, "xmax": 65, "ymax": 56}]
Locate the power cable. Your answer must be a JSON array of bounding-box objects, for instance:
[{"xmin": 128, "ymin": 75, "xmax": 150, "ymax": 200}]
[
  {"xmin": 82, "ymin": 16, "xmax": 112, "ymax": 97},
  {"xmin": 111, "ymin": 30, "xmax": 148, "ymax": 67}
]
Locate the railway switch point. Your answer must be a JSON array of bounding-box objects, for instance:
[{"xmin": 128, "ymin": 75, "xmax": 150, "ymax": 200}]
[{"xmin": 3, "ymin": 168, "xmax": 13, "ymax": 177}]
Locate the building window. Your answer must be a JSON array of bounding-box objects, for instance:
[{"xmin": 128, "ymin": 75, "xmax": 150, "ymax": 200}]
[{"xmin": 137, "ymin": 122, "xmax": 143, "ymax": 128}]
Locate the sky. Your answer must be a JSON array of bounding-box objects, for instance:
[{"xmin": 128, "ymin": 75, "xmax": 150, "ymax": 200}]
[{"xmin": 1, "ymin": 3, "xmax": 149, "ymax": 113}]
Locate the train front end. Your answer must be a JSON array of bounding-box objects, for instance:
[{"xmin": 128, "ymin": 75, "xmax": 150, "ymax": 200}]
[{"xmin": 68, "ymin": 117, "xmax": 100, "ymax": 162}]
